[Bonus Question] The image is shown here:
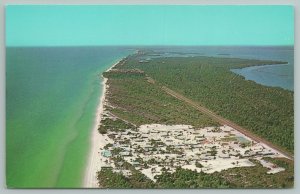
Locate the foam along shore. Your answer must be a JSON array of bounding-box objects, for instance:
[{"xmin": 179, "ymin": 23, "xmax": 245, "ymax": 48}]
[{"xmin": 83, "ymin": 59, "xmax": 124, "ymax": 188}]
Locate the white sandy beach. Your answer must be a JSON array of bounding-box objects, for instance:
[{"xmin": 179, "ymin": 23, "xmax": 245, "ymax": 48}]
[{"xmin": 82, "ymin": 60, "xmax": 121, "ymax": 188}]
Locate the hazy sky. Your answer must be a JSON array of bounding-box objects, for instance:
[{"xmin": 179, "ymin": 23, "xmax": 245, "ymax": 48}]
[{"xmin": 6, "ymin": 5, "xmax": 294, "ymax": 46}]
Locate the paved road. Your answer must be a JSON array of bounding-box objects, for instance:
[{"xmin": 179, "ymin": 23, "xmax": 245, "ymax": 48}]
[{"xmin": 161, "ymin": 85, "xmax": 294, "ymax": 160}]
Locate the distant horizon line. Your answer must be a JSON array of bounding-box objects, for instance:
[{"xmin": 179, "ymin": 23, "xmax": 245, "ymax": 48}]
[{"xmin": 6, "ymin": 44, "xmax": 294, "ymax": 48}]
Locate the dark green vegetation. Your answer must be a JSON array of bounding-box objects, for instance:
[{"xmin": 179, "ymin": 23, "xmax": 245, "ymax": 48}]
[
  {"xmin": 97, "ymin": 168, "xmax": 132, "ymax": 188},
  {"xmin": 155, "ymin": 168, "xmax": 230, "ymax": 188},
  {"xmin": 103, "ymin": 69, "xmax": 217, "ymax": 128},
  {"xmin": 118, "ymin": 53, "xmax": 294, "ymax": 153},
  {"xmin": 97, "ymin": 161, "xmax": 154, "ymax": 188},
  {"xmin": 97, "ymin": 157, "xmax": 229, "ymax": 189},
  {"xmin": 97, "ymin": 157, "xmax": 293, "ymax": 188},
  {"xmin": 98, "ymin": 118, "xmax": 135, "ymax": 134},
  {"xmin": 97, "ymin": 52, "xmax": 294, "ymax": 188},
  {"xmin": 217, "ymin": 157, "xmax": 294, "ymax": 188}
]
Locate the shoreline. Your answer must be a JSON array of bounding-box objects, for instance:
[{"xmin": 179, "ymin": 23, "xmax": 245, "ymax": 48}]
[
  {"xmin": 230, "ymin": 63, "xmax": 293, "ymax": 91},
  {"xmin": 82, "ymin": 59, "xmax": 122, "ymax": 188},
  {"xmin": 82, "ymin": 55, "xmax": 293, "ymax": 188}
]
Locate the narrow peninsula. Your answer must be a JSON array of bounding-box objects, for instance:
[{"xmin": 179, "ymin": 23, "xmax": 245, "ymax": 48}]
[{"xmin": 85, "ymin": 50, "xmax": 294, "ymax": 188}]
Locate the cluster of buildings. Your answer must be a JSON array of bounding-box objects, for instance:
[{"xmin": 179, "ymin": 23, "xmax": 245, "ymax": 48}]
[{"xmin": 99, "ymin": 123, "xmax": 285, "ymax": 181}]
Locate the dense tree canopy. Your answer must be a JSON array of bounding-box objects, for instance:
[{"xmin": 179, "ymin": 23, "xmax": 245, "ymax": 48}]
[
  {"xmin": 97, "ymin": 52, "xmax": 294, "ymax": 188},
  {"xmin": 118, "ymin": 54, "xmax": 293, "ymax": 153}
]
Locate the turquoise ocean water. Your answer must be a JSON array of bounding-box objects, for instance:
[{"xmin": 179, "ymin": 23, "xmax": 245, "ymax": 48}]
[{"xmin": 6, "ymin": 47, "xmax": 131, "ymax": 188}]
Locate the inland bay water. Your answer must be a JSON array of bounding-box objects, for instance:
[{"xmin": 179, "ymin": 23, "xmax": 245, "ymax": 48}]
[{"xmin": 6, "ymin": 46, "xmax": 293, "ymax": 188}]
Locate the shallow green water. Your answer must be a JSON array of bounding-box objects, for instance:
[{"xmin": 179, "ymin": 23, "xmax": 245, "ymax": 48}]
[{"xmin": 6, "ymin": 47, "xmax": 130, "ymax": 188}]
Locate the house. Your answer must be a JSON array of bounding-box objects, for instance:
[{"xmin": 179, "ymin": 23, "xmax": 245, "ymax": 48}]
[
  {"xmin": 120, "ymin": 151, "xmax": 131, "ymax": 156},
  {"xmin": 132, "ymin": 161, "xmax": 140, "ymax": 166},
  {"xmin": 101, "ymin": 150, "xmax": 112, "ymax": 158},
  {"xmin": 101, "ymin": 165, "xmax": 112, "ymax": 170}
]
